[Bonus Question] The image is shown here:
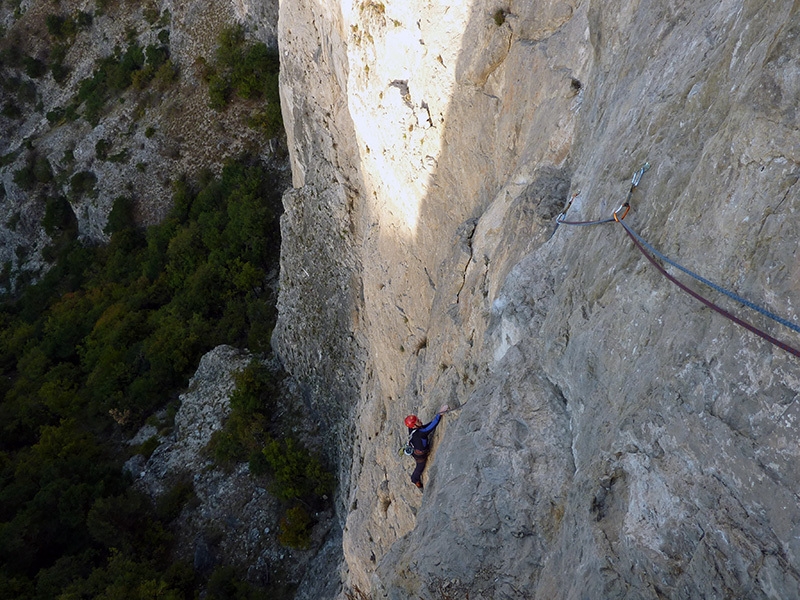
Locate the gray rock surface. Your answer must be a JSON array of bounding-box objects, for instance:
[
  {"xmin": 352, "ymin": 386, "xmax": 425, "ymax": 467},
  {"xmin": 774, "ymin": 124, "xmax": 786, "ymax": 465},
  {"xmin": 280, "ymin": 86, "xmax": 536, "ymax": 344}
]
[
  {"xmin": 129, "ymin": 344, "xmax": 337, "ymax": 591},
  {"xmin": 274, "ymin": 0, "xmax": 800, "ymax": 597},
  {"xmin": 133, "ymin": 345, "xmax": 251, "ymax": 497}
]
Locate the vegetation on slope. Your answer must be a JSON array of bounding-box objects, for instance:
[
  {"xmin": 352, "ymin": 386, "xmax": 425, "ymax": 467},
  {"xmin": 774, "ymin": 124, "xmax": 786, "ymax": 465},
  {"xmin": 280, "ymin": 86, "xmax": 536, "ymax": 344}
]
[
  {"xmin": 211, "ymin": 360, "xmax": 335, "ymax": 550},
  {"xmin": 199, "ymin": 25, "xmax": 283, "ymax": 137},
  {"xmin": 0, "ymin": 157, "xmax": 329, "ymax": 598},
  {"xmin": 0, "ymin": 1, "xmax": 307, "ymax": 594}
]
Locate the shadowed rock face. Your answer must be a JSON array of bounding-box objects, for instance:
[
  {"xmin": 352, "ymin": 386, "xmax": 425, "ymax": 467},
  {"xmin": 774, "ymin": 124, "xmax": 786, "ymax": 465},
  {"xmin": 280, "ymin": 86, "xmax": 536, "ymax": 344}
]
[{"xmin": 274, "ymin": 0, "xmax": 800, "ymax": 597}]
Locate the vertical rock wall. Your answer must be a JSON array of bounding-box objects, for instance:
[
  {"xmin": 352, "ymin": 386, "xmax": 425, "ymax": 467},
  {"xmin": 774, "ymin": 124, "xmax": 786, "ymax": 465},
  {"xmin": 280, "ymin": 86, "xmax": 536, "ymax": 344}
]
[{"xmin": 275, "ymin": 0, "xmax": 800, "ymax": 597}]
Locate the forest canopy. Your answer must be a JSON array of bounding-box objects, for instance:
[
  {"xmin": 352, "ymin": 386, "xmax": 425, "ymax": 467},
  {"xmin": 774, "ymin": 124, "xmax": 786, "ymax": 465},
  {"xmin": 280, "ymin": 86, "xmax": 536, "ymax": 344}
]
[{"xmin": 0, "ymin": 157, "xmax": 308, "ymax": 599}]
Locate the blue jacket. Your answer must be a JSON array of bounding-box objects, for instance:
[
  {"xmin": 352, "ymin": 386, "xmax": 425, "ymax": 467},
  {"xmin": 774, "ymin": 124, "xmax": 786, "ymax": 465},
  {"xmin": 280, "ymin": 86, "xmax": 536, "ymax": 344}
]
[{"xmin": 408, "ymin": 414, "xmax": 441, "ymax": 453}]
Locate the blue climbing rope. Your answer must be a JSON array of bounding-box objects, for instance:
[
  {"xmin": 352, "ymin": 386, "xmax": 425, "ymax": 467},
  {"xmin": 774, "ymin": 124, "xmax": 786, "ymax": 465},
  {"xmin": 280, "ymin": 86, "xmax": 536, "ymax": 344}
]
[
  {"xmin": 616, "ymin": 219, "xmax": 800, "ymax": 335},
  {"xmin": 556, "ymin": 163, "xmax": 800, "ymax": 358}
]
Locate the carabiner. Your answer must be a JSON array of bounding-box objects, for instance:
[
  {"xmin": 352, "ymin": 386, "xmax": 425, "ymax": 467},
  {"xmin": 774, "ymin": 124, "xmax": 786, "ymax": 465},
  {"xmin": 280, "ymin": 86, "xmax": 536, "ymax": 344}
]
[
  {"xmin": 613, "ymin": 202, "xmax": 630, "ymax": 222},
  {"xmin": 555, "ymin": 191, "xmax": 580, "ymax": 223},
  {"xmin": 631, "ymin": 162, "xmax": 650, "ymax": 188}
]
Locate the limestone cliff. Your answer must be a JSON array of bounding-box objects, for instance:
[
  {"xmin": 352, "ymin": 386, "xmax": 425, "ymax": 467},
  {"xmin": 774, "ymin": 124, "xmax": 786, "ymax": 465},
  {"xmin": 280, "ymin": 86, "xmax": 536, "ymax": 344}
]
[{"xmin": 275, "ymin": 0, "xmax": 800, "ymax": 598}]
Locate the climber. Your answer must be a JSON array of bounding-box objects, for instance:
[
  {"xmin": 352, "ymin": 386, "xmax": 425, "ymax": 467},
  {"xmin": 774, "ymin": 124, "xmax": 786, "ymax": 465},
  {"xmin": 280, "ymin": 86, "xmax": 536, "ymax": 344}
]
[{"xmin": 405, "ymin": 404, "xmax": 450, "ymax": 490}]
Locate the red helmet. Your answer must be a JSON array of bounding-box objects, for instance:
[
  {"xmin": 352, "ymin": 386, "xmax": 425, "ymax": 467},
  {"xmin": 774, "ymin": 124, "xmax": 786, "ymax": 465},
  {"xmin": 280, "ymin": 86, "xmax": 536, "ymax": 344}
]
[{"xmin": 405, "ymin": 415, "xmax": 419, "ymax": 428}]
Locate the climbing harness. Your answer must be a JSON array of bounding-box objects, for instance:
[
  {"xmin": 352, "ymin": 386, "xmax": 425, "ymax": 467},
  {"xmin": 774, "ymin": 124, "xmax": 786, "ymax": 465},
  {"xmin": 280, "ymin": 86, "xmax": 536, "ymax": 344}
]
[{"xmin": 555, "ymin": 163, "xmax": 800, "ymax": 359}]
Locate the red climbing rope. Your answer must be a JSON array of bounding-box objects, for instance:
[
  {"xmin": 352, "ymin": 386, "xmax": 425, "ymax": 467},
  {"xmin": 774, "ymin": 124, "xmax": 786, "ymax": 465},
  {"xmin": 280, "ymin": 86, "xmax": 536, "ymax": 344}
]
[
  {"xmin": 556, "ymin": 163, "xmax": 800, "ymax": 359},
  {"xmin": 618, "ymin": 219, "xmax": 800, "ymax": 359}
]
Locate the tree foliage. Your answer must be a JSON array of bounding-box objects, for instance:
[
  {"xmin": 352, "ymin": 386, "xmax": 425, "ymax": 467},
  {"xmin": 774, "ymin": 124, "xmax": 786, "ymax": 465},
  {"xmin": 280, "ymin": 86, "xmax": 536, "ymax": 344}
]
[
  {"xmin": 202, "ymin": 25, "xmax": 282, "ymax": 136},
  {"xmin": 209, "ymin": 357, "xmax": 336, "ymax": 553},
  {"xmin": 54, "ymin": 38, "xmax": 175, "ymax": 125},
  {"xmin": 0, "ymin": 157, "xmax": 285, "ymax": 597}
]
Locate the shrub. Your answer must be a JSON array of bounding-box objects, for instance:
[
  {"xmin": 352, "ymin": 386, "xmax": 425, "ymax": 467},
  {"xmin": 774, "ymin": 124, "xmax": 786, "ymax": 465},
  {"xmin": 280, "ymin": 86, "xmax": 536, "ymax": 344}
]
[
  {"xmin": 73, "ymin": 42, "xmax": 159, "ymax": 123},
  {"xmin": 1, "ymin": 101, "xmax": 21, "ymax": 119},
  {"xmin": 33, "ymin": 156, "xmax": 52, "ymax": 183},
  {"xmin": 46, "ymin": 14, "xmax": 75, "ymax": 39},
  {"xmin": 76, "ymin": 10, "xmax": 93, "ymax": 28},
  {"xmin": 230, "ymin": 360, "xmax": 278, "ymax": 414},
  {"xmin": 86, "ymin": 489, "xmax": 154, "ymax": 551},
  {"xmin": 206, "ymin": 565, "xmax": 267, "ymax": 599},
  {"xmin": 51, "ymin": 51, "xmax": 71, "ymax": 84},
  {"xmin": 6, "ymin": 211, "xmax": 22, "ymax": 231},
  {"xmin": 145, "ymin": 44, "xmax": 168, "ymax": 70},
  {"xmin": 62, "ymin": 146, "xmax": 75, "ymax": 165},
  {"xmin": 143, "ymin": 4, "xmax": 160, "ymax": 25},
  {"xmin": 104, "ymin": 195, "xmax": 135, "ymax": 234},
  {"xmin": 17, "ymin": 80, "xmax": 36, "ymax": 106},
  {"xmin": 23, "ymin": 55, "xmax": 46, "ymax": 78},
  {"xmin": 154, "ymin": 59, "xmax": 178, "ymax": 90},
  {"xmin": 204, "ymin": 24, "xmax": 281, "ymax": 125},
  {"xmin": 130, "ymin": 64, "xmax": 153, "ymax": 89},
  {"xmin": 207, "ymin": 73, "xmax": 230, "ymax": 110},
  {"xmin": 0, "ymin": 38, "xmax": 24, "ymax": 68},
  {"xmin": 108, "ymin": 149, "xmax": 129, "ymax": 163},
  {"xmin": 262, "ymin": 436, "xmax": 334, "ymax": 503},
  {"xmin": 0, "ymin": 151, "xmax": 19, "ymax": 167},
  {"xmin": 69, "ymin": 170, "xmax": 96, "ymax": 198},
  {"xmin": 45, "ymin": 11, "xmax": 91, "ymax": 41},
  {"xmin": 46, "ymin": 106, "xmax": 65, "ymax": 124},
  {"xmin": 137, "ymin": 435, "xmax": 159, "ymax": 459},
  {"xmin": 131, "ymin": 44, "xmax": 169, "ymax": 91},
  {"xmin": 12, "ymin": 163, "xmax": 35, "ymax": 189},
  {"xmin": 208, "ymin": 360, "xmax": 280, "ymax": 467},
  {"xmin": 95, "ymin": 0, "xmax": 112, "ymax": 15},
  {"xmin": 155, "ymin": 478, "xmax": 196, "ymax": 522},
  {"xmin": 95, "ymin": 138, "xmax": 110, "ymax": 160},
  {"xmin": 247, "ymin": 102, "xmax": 283, "ymax": 137},
  {"xmin": 277, "ymin": 505, "xmax": 312, "ymax": 549},
  {"xmin": 11, "ymin": 154, "xmax": 51, "ymax": 189},
  {"xmin": 0, "ymin": 261, "xmax": 12, "ymax": 290},
  {"xmin": 109, "ymin": 43, "xmax": 145, "ymax": 90},
  {"xmin": 42, "ymin": 195, "xmax": 76, "ymax": 235}
]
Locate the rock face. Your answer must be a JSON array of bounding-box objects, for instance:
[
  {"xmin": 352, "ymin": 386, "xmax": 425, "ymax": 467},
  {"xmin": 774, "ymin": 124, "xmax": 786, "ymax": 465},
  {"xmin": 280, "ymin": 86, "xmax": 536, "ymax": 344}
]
[
  {"xmin": 132, "ymin": 345, "xmax": 252, "ymax": 498},
  {"xmin": 129, "ymin": 345, "xmax": 337, "ymax": 592},
  {"xmin": 275, "ymin": 0, "xmax": 800, "ymax": 598}
]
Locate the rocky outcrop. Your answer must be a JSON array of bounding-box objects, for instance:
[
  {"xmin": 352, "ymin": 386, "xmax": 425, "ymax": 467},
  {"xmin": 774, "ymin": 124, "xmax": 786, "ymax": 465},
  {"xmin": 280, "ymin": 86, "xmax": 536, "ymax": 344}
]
[
  {"xmin": 131, "ymin": 345, "xmax": 252, "ymax": 497},
  {"xmin": 128, "ymin": 345, "xmax": 338, "ymax": 592},
  {"xmin": 275, "ymin": 0, "xmax": 800, "ymax": 598}
]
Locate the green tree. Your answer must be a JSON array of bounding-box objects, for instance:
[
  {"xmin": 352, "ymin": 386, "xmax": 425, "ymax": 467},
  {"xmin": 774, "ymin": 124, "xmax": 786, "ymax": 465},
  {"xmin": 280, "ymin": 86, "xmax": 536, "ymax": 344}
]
[
  {"xmin": 261, "ymin": 437, "xmax": 334, "ymax": 503},
  {"xmin": 204, "ymin": 24, "xmax": 281, "ymax": 133},
  {"xmin": 0, "ymin": 156, "xmax": 289, "ymax": 597},
  {"xmin": 277, "ymin": 505, "xmax": 312, "ymax": 549},
  {"xmin": 69, "ymin": 171, "xmax": 97, "ymax": 201}
]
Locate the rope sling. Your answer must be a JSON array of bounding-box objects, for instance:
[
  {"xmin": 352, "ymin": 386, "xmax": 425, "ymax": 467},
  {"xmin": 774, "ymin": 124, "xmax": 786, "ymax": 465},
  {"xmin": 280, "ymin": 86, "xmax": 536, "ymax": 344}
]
[{"xmin": 554, "ymin": 163, "xmax": 800, "ymax": 359}]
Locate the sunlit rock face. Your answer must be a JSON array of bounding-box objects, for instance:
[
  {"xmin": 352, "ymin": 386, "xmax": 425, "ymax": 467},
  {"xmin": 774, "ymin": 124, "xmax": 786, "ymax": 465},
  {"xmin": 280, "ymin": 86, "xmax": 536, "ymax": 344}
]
[{"xmin": 275, "ymin": 0, "xmax": 800, "ymax": 597}]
